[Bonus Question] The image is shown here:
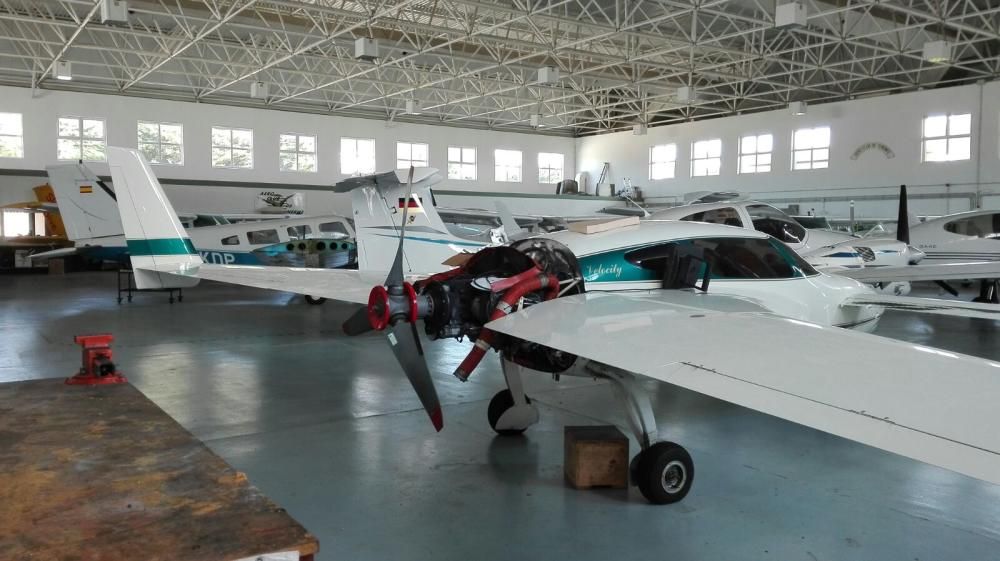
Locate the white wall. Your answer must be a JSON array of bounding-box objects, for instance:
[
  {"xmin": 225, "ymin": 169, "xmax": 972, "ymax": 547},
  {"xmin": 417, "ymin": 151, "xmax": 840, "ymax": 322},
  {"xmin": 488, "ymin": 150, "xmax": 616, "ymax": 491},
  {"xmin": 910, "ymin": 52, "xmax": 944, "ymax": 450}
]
[
  {"xmin": 0, "ymin": 85, "xmax": 575, "ymax": 215},
  {"xmin": 577, "ymin": 82, "xmax": 1000, "ymax": 218}
]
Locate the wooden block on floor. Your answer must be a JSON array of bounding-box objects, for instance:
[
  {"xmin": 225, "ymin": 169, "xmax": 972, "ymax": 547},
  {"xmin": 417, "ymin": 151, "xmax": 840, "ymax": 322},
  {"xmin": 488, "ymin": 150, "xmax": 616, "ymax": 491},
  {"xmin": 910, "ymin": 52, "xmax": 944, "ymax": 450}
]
[{"xmin": 564, "ymin": 425, "xmax": 629, "ymax": 489}]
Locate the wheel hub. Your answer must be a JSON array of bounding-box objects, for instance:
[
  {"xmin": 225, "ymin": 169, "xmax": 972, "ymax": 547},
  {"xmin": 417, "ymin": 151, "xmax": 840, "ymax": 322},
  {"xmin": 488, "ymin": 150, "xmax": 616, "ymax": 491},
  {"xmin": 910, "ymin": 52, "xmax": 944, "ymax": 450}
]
[{"xmin": 661, "ymin": 460, "xmax": 687, "ymax": 494}]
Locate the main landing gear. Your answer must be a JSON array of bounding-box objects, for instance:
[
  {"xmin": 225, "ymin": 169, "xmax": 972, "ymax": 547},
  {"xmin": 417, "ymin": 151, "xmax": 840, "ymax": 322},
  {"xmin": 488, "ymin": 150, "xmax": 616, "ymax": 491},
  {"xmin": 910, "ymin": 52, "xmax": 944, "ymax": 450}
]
[
  {"xmin": 487, "ymin": 359, "xmax": 695, "ymax": 504},
  {"xmin": 972, "ymin": 280, "xmax": 999, "ymax": 304}
]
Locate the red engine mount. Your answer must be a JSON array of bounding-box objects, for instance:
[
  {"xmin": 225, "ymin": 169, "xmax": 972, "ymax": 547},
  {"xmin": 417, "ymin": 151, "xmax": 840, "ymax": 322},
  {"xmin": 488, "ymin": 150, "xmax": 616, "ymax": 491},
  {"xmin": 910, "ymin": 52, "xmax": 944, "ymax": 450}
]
[{"xmin": 66, "ymin": 334, "xmax": 127, "ymax": 386}]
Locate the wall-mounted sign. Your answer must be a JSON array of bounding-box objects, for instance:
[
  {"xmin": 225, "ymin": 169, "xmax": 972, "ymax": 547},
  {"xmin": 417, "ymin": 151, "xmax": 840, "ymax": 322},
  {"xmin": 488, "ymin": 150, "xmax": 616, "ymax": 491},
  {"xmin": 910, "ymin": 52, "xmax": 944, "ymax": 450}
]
[{"xmin": 850, "ymin": 142, "xmax": 895, "ymax": 160}]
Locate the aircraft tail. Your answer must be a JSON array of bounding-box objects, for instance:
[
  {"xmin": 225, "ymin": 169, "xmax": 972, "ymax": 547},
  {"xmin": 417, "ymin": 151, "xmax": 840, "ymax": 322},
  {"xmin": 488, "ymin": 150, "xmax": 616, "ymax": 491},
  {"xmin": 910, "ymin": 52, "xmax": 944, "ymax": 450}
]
[
  {"xmin": 106, "ymin": 147, "xmax": 201, "ymax": 289},
  {"xmin": 46, "ymin": 163, "xmax": 123, "ymax": 241}
]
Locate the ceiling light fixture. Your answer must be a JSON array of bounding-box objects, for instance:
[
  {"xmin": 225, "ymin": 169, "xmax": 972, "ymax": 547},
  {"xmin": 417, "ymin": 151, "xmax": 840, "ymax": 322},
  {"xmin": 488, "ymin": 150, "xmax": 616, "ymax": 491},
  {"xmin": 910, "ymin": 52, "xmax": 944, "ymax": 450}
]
[
  {"xmin": 53, "ymin": 60, "xmax": 72, "ymax": 81},
  {"xmin": 405, "ymin": 99, "xmax": 421, "ymax": 115},
  {"xmin": 789, "ymin": 101, "xmax": 807, "ymax": 116},
  {"xmin": 922, "ymin": 41, "xmax": 952, "ymax": 63}
]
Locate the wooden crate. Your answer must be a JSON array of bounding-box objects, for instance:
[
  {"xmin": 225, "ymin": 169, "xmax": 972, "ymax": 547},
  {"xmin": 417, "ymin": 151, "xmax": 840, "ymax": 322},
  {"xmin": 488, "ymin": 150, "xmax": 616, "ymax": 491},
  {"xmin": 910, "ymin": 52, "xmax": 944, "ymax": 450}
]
[
  {"xmin": 0, "ymin": 379, "xmax": 318, "ymax": 561},
  {"xmin": 564, "ymin": 425, "xmax": 629, "ymax": 489}
]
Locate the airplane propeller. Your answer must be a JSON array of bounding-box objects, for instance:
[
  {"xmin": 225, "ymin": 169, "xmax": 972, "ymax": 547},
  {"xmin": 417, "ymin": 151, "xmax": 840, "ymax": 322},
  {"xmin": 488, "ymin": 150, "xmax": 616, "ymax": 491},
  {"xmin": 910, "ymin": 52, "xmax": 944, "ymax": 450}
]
[
  {"xmin": 897, "ymin": 184, "xmax": 910, "ymax": 245},
  {"xmin": 341, "ymin": 166, "xmax": 444, "ymax": 431}
]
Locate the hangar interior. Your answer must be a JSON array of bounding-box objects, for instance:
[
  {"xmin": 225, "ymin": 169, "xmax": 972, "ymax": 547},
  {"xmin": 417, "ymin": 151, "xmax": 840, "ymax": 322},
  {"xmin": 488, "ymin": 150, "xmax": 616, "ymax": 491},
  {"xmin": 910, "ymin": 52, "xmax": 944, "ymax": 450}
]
[{"xmin": 1, "ymin": 1, "xmax": 999, "ymax": 560}]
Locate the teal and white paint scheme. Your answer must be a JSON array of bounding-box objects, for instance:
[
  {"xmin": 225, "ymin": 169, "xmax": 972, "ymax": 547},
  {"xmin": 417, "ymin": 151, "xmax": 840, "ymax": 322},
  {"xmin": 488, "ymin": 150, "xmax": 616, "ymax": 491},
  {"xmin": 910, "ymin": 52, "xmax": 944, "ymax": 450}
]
[{"xmin": 106, "ymin": 145, "xmax": 1000, "ymax": 498}]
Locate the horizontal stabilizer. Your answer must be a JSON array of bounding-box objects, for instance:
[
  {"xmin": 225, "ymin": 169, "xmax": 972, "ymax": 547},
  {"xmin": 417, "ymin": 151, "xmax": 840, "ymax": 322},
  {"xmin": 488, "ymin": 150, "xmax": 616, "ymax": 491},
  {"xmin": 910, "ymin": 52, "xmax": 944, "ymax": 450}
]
[
  {"xmin": 837, "ymin": 261, "xmax": 1000, "ymax": 282},
  {"xmin": 487, "ymin": 291, "xmax": 1000, "ymax": 486}
]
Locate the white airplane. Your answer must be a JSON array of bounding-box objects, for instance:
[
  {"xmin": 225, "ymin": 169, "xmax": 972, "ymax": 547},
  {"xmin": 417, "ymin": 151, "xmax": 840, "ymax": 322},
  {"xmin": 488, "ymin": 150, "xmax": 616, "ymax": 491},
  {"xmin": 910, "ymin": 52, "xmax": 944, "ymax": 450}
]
[
  {"xmin": 105, "ymin": 146, "xmax": 1000, "ymax": 505},
  {"xmin": 37, "ymin": 162, "xmax": 357, "ymax": 274}
]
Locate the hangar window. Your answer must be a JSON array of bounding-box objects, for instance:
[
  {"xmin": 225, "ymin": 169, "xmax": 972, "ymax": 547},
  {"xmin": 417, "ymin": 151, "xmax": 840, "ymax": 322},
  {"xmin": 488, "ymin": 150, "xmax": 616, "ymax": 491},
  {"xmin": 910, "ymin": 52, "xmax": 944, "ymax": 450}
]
[
  {"xmin": 211, "ymin": 127, "xmax": 253, "ymax": 169},
  {"xmin": 246, "ymin": 229, "xmax": 279, "ymax": 245},
  {"xmin": 221, "ymin": 235, "xmax": 240, "ymax": 246},
  {"xmin": 318, "ymin": 221, "xmax": 350, "ymax": 240},
  {"xmin": 341, "ymin": 137, "xmax": 376, "ymax": 176},
  {"xmin": 738, "ymin": 133, "xmax": 772, "ymax": 174},
  {"xmin": 279, "ymin": 133, "xmax": 317, "ymax": 172},
  {"xmin": 943, "ymin": 214, "xmax": 1000, "ymax": 239},
  {"xmin": 649, "ymin": 143, "xmax": 676, "ymax": 180},
  {"xmin": 747, "ymin": 204, "xmax": 806, "ymax": 244},
  {"xmin": 0, "ymin": 112, "xmax": 24, "ymax": 158},
  {"xmin": 494, "ymin": 149, "xmax": 522, "ymax": 182},
  {"xmin": 922, "ymin": 113, "xmax": 971, "ymax": 162},
  {"xmin": 287, "ymin": 225, "xmax": 312, "ymax": 240},
  {"xmin": 448, "ymin": 146, "xmax": 477, "ymax": 180},
  {"xmin": 681, "ymin": 207, "xmax": 744, "ymax": 227},
  {"xmin": 624, "ymin": 237, "xmax": 817, "ymax": 280},
  {"xmin": 538, "ymin": 152, "xmax": 564, "ymax": 183},
  {"xmin": 57, "ymin": 117, "xmax": 106, "ymax": 162},
  {"xmin": 792, "ymin": 126, "xmax": 830, "ymax": 170},
  {"xmin": 397, "ymin": 142, "xmax": 429, "ymax": 169},
  {"xmin": 138, "ymin": 121, "xmax": 184, "ymax": 165},
  {"xmin": 691, "ymin": 139, "xmax": 722, "ymax": 177}
]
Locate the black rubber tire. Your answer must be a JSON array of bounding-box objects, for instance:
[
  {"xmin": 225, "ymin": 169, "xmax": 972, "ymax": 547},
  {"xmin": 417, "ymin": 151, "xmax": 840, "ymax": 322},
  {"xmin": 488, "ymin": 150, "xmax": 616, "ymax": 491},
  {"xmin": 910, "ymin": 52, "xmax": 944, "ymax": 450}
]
[
  {"xmin": 633, "ymin": 442, "xmax": 694, "ymax": 505},
  {"xmin": 305, "ymin": 295, "xmax": 326, "ymax": 305},
  {"xmin": 487, "ymin": 389, "xmax": 531, "ymax": 436}
]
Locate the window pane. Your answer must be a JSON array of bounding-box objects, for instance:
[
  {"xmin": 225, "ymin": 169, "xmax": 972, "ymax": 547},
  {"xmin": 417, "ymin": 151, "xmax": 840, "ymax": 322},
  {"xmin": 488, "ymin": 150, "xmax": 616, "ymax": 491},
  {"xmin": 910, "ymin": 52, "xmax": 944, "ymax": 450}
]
[
  {"xmin": 212, "ymin": 147, "xmax": 230, "ymax": 167},
  {"xmin": 708, "ymin": 139, "xmax": 721, "ymax": 157},
  {"xmin": 0, "ymin": 113, "xmax": 23, "ymax": 135},
  {"xmin": 813, "ymin": 148, "xmax": 829, "ymax": 161},
  {"xmin": 462, "ymin": 148, "xmax": 475, "ymax": 163},
  {"xmin": 759, "ymin": 153, "xmax": 772, "ymax": 166},
  {"xmin": 358, "ymin": 139, "xmax": 374, "ymax": 153},
  {"xmin": 794, "ymin": 129, "xmax": 811, "ymax": 149},
  {"xmin": 137, "ymin": 122, "xmax": 158, "ymax": 143},
  {"xmin": 740, "ymin": 154, "xmax": 755, "ymax": 173},
  {"xmin": 232, "ymin": 148, "xmax": 252, "ymax": 168},
  {"xmin": 139, "ymin": 143, "xmax": 159, "ymax": 162},
  {"xmin": 448, "ymin": 146, "xmax": 460, "ymax": 161},
  {"xmin": 813, "ymin": 160, "xmax": 828, "ymax": 169},
  {"xmin": 82, "ymin": 119, "xmax": 104, "ymax": 139},
  {"xmin": 741, "ymin": 135, "xmax": 756, "ymax": 154},
  {"xmin": 299, "ymin": 135, "xmax": 315, "ymax": 153},
  {"xmin": 299, "ymin": 154, "xmax": 317, "ymax": 172},
  {"xmin": 57, "ymin": 138, "xmax": 79, "ymax": 160},
  {"xmin": 948, "ymin": 136, "xmax": 971, "ymax": 160},
  {"xmin": 279, "ymin": 152, "xmax": 296, "ymax": 171},
  {"xmin": 162, "ymin": 143, "xmax": 183, "ymax": 165},
  {"xmin": 924, "ymin": 115, "xmax": 947, "ymax": 138},
  {"xmin": 448, "ymin": 163, "xmax": 461, "ymax": 178},
  {"xmin": 397, "ymin": 159, "xmax": 409, "ymax": 169},
  {"xmin": 212, "ymin": 127, "xmax": 230, "ymax": 147},
  {"xmin": 793, "ymin": 150, "xmax": 810, "ymax": 163},
  {"xmin": 949, "ymin": 113, "xmax": 972, "ymax": 136},
  {"xmin": 461, "ymin": 163, "xmax": 476, "ymax": 180},
  {"xmin": 232, "ymin": 129, "xmax": 252, "ymax": 149},
  {"xmin": 814, "ymin": 127, "xmax": 830, "ymax": 147},
  {"xmin": 693, "ymin": 141, "xmax": 707, "ymax": 158},
  {"xmin": 161, "ymin": 124, "xmax": 183, "ymax": 144},
  {"xmin": 82, "ymin": 140, "xmax": 105, "ymax": 161},
  {"xmin": 58, "ymin": 117, "xmax": 79, "ymax": 137},
  {"xmin": 280, "ymin": 134, "xmax": 297, "ymax": 151},
  {"xmin": 397, "ymin": 142, "xmax": 410, "ymax": 160},
  {"xmin": 412, "ymin": 143, "xmax": 428, "ymax": 161},
  {"xmin": 923, "ymin": 138, "xmax": 947, "ymax": 161},
  {"xmin": 758, "ymin": 134, "xmax": 773, "ymax": 153}
]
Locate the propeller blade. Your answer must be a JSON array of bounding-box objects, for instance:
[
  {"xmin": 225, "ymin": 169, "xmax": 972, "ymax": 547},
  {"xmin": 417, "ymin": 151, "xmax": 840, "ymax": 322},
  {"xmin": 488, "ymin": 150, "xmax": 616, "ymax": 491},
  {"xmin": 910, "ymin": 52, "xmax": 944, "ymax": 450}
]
[
  {"xmin": 897, "ymin": 184, "xmax": 910, "ymax": 244},
  {"xmin": 386, "ymin": 321, "xmax": 443, "ymax": 431},
  {"xmin": 342, "ymin": 306, "xmax": 374, "ymax": 336},
  {"xmin": 386, "ymin": 165, "xmax": 417, "ymax": 287}
]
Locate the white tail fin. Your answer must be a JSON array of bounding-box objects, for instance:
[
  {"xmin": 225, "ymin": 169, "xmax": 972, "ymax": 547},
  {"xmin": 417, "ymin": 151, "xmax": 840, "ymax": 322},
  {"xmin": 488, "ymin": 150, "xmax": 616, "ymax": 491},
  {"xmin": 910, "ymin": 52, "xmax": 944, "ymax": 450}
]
[
  {"xmin": 106, "ymin": 147, "xmax": 201, "ymax": 289},
  {"xmin": 351, "ymin": 182, "xmax": 488, "ymax": 273},
  {"xmin": 46, "ymin": 163, "xmax": 123, "ymax": 241}
]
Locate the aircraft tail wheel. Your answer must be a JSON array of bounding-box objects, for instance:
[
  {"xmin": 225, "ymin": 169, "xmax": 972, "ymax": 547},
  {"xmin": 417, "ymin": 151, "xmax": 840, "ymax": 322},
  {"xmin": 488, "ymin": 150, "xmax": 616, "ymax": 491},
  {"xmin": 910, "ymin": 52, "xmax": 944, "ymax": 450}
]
[
  {"xmin": 487, "ymin": 389, "xmax": 532, "ymax": 435},
  {"xmin": 633, "ymin": 442, "xmax": 694, "ymax": 504},
  {"xmin": 305, "ymin": 295, "xmax": 326, "ymax": 305}
]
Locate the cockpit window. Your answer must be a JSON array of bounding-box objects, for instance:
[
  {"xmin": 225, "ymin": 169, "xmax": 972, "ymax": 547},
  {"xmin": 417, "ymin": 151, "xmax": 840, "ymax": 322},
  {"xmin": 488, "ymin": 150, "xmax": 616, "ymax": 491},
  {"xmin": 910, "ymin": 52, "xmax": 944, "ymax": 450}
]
[
  {"xmin": 624, "ymin": 237, "xmax": 818, "ymax": 280},
  {"xmin": 746, "ymin": 204, "xmax": 806, "ymax": 244},
  {"xmin": 680, "ymin": 207, "xmax": 744, "ymax": 228},
  {"xmin": 944, "ymin": 214, "xmax": 1000, "ymax": 239}
]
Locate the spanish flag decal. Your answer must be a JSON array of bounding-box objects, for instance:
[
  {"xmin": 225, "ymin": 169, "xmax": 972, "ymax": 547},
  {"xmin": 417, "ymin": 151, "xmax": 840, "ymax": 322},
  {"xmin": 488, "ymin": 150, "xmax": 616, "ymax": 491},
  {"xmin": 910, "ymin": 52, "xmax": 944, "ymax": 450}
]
[{"xmin": 79, "ymin": 184, "xmax": 93, "ymax": 194}]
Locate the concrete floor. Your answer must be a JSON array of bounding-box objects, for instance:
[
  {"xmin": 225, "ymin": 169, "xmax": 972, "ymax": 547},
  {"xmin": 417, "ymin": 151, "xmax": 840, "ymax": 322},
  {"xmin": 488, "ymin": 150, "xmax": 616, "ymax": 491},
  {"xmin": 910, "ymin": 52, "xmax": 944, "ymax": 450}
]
[{"xmin": 2, "ymin": 271, "xmax": 999, "ymax": 560}]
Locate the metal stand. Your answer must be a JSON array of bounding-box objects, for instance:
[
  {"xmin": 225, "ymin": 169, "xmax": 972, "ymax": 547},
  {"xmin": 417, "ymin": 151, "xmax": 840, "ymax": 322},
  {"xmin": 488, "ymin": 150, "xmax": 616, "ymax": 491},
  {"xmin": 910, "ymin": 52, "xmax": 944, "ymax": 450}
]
[{"xmin": 117, "ymin": 267, "xmax": 183, "ymax": 304}]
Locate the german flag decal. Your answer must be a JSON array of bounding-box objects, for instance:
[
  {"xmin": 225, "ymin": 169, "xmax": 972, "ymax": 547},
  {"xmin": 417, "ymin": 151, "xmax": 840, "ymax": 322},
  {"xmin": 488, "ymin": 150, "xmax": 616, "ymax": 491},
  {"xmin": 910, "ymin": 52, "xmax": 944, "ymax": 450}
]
[
  {"xmin": 397, "ymin": 196, "xmax": 423, "ymax": 212},
  {"xmin": 79, "ymin": 184, "xmax": 93, "ymax": 194}
]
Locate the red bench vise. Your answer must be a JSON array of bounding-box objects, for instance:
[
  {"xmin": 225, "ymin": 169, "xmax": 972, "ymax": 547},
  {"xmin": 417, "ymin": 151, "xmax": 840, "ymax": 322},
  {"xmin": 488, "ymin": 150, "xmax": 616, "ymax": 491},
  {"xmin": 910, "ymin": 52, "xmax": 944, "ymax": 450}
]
[{"xmin": 67, "ymin": 334, "xmax": 127, "ymax": 386}]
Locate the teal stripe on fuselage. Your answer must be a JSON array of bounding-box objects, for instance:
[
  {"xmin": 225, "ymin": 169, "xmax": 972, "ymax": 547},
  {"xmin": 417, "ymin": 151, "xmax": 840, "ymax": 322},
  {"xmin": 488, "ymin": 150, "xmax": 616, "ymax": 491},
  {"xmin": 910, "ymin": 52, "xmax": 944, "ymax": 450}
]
[
  {"xmin": 372, "ymin": 233, "xmax": 487, "ymax": 248},
  {"xmin": 126, "ymin": 238, "xmax": 196, "ymax": 256}
]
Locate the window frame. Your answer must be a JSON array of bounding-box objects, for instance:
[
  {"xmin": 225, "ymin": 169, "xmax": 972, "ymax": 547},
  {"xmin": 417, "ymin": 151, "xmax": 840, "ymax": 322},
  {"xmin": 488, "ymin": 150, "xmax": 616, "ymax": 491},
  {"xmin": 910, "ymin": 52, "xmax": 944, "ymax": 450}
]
[
  {"xmin": 921, "ymin": 113, "xmax": 972, "ymax": 163},
  {"xmin": 396, "ymin": 141, "xmax": 430, "ymax": 169},
  {"xmin": 791, "ymin": 126, "xmax": 830, "ymax": 171},
  {"xmin": 137, "ymin": 120, "xmax": 185, "ymax": 165},
  {"xmin": 0, "ymin": 112, "xmax": 25, "ymax": 159},
  {"xmin": 57, "ymin": 116, "xmax": 107, "ymax": 162},
  {"xmin": 210, "ymin": 126, "xmax": 254, "ymax": 169},
  {"xmin": 690, "ymin": 138, "xmax": 722, "ymax": 177},
  {"xmin": 537, "ymin": 152, "xmax": 565, "ymax": 184},
  {"xmin": 340, "ymin": 137, "xmax": 376, "ymax": 176},
  {"xmin": 494, "ymin": 149, "xmax": 523, "ymax": 183},
  {"xmin": 737, "ymin": 133, "xmax": 773, "ymax": 174},
  {"xmin": 648, "ymin": 143, "xmax": 677, "ymax": 180},
  {"xmin": 447, "ymin": 145, "xmax": 477, "ymax": 180},
  {"xmin": 279, "ymin": 132, "xmax": 318, "ymax": 173}
]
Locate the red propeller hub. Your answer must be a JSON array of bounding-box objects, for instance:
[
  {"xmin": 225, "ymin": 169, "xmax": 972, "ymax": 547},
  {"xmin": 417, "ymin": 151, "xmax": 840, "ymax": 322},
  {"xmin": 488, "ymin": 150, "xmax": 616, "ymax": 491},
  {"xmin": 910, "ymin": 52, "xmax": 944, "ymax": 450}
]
[{"xmin": 367, "ymin": 285, "xmax": 391, "ymax": 331}]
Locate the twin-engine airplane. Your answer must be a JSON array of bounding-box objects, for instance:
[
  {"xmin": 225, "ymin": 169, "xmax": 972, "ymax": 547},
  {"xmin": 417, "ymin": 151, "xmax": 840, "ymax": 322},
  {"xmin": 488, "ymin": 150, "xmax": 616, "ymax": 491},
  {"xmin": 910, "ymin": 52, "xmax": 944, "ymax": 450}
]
[{"xmin": 106, "ymin": 146, "xmax": 1000, "ymax": 504}]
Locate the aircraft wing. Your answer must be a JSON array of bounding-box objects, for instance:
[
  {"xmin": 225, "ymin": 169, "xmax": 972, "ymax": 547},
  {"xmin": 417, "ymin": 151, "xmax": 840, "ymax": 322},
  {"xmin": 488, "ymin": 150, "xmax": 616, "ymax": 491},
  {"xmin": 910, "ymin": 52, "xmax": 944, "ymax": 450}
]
[
  {"xmin": 486, "ymin": 291, "xmax": 1000, "ymax": 486},
  {"xmin": 835, "ymin": 261, "xmax": 1000, "ymax": 282},
  {"xmin": 142, "ymin": 262, "xmax": 422, "ymax": 305},
  {"xmin": 841, "ymin": 293, "xmax": 1000, "ymax": 320}
]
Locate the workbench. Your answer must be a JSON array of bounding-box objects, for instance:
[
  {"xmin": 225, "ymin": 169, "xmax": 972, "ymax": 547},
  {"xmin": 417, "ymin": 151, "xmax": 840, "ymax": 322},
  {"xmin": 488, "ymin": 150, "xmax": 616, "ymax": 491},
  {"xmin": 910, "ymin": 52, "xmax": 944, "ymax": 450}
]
[{"xmin": 0, "ymin": 379, "xmax": 318, "ymax": 561}]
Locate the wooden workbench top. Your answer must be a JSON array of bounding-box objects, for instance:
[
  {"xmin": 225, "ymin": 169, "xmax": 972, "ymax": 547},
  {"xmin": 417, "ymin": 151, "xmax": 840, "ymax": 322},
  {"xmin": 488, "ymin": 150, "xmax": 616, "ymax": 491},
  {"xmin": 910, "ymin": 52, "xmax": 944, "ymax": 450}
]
[{"xmin": 0, "ymin": 378, "xmax": 318, "ymax": 561}]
